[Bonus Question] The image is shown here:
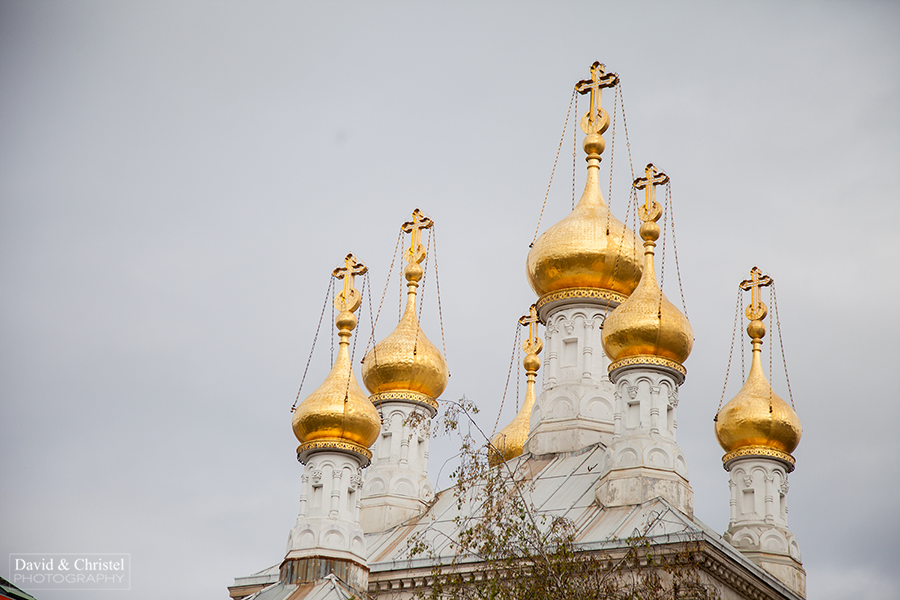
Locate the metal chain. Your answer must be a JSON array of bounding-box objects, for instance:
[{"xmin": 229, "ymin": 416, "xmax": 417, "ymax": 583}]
[
  {"xmin": 351, "ymin": 273, "xmax": 367, "ymax": 363},
  {"xmin": 432, "ymin": 224, "xmax": 450, "ymax": 376},
  {"xmin": 666, "ymin": 182, "xmax": 690, "ymax": 320},
  {"xmin": 412, "ymin": 231, "xmax": 432, "ymax": 357},
  {"xmin": 618, "ymin": 79, "xmax": 637, "ymax": 182},
  {"xmin": 607, "ymin": 85, "xmax": 619, "ymax": 211},
  {"xmin": 365, "ymin": 266, "xmax": 375, "ymax": 362},
  {"xmin": 768, "ymin": 285, "xmax": 774, "ymax": 385},
  {"xmin": 572, "ymin": 92, "xmax": 578, "ymax": 210},
  {"xmin": 660, "ymin": 184, "xmax": 668, "ymax": 290},
  {"xmin": 492, "ymin": 323, "xmax": 523, "ymax": 437},
  {"xmin": 531, "ymin": 89, "xmax": 577, "ymax": 248},
  {"xmin": 291, "ymin": 276, "xmax": 334, "ymax": 412},
  {"xmin": 772, "ymin": 284, "xmax": 795, "ymax": 408},
  {"xmin": 364, "ymin": 228, "xmax": 403, "ymax": 361},
  {"xmin": 716, "ymin": 285, "xmax": 745, "ymax": 414},
  {"xmin": 515, "ymin": 340, "xmax": 522, "ymax": 412},
  {"xmin": 417, "ymin": 231, "xmax": 431, "ymax": 321},
  {"xmin": 330, "ymin": 277, "xmax": 335, "ymax": 366}
]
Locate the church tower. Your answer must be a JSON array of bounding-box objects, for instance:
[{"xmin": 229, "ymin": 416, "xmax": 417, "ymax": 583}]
[
  {"xmin": 284, "ymin": 254, "xmax": 381, "ymax": 592},
  {"xmin": 359, "ymin": 210, "xmax": 449, "ymax": 532},
  {"xmin": 595, "ymin": 165, "xmax": 694, "ymax": 515},
  {"xmin": 524, "ymin": 63, "xmax": 643, "ymax": 456},
  {"xmin": 715, "ymin": 267, "xmax": 805, "ymax": 597}
]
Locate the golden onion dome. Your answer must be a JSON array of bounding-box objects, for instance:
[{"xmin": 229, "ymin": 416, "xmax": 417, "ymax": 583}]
[
  {"xmin": 292, "ymin": 255, "xmax": 381, "ymax": 465},
  {"xmin": 362, "ymin": 212, "xmax": 448, "ymax": 407},
  {"xmin": 602, "ymin": 194, "xmax": 692, "ymax": 377},
  {"xmin": 527, "ymin": 63, "xmax": 642, "ymax": 310},
  {"xmin": 715, "ymin": 293, "xmax": 801, "ymax": 469},
  {"xmin": 526, "ymin": 158, "xmax": 643, "ymax": 306},
  {"xmin": 490, "ymin": 307, "xmax": 542, "ymax": 467}
]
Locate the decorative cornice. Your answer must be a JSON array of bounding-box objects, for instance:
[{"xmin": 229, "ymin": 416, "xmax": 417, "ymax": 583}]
[
  {"xmin": 296, "ymin": 440, "xmax": 373, "ymax": 466},
  {"xmin": 370, "ymin": 390, "xmax": 438, "ymax": 412},
  {"xmin": 723, "ymin": 446, "xmax": 795, "ymax": 471},
  {"xmin": 536, "ymin": 287, "xmax": 628, "ymax": 317},
  {"xmin": 608, "ymin": 355, "xmax": 687, "ymax": 383}
]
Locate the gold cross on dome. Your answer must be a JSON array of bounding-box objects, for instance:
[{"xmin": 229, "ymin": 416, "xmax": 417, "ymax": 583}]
[
  {"xmin": 575, "ymin": 62, "xmax": 619, "ymax": 132},
  {"xmin": 739, "ymin": 266, "xmax": 773, "ymax": 321},
  {"xmin": 633, "ymin": 163, "xmax": 669, "ymax": 222},
  {"xmin": 519, "ymin": 304, "xmax": 543, "ymax": 355},
  {"xmin": 401, "ymin": 208, "xmax": 434, "ymax": 265},
  {"xmin": 332, "ymin": 253, "xmax": 367, "ymax": 312}
]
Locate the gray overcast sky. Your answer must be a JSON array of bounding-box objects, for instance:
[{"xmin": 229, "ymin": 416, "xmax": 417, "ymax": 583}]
[{"xmin": 1, "ymin": 2, "xmax": 898, "ymax": 599}]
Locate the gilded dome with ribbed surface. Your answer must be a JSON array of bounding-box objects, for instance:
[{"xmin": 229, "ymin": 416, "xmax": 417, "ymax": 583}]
[
  {"xmin": 715, "ymin": 295, "xmax": 801, "ymax": 468},
  {"xmin": 362, "ymin": 211, "xmax": 448, "ymax": 403},
  {"xmin": 602, "ymin": 197, "xmax": 692, "ymax": 372},
  {"xmin": 526, "ymin": 166, "xmax": 642, "ymax": 303},
  {"xmin": 292, "ymin": 256, "xmax": 381, "ymax": 464},
  {"xmin": 362, "ymin": 264, "xmax": 448, "ymax": 401}
]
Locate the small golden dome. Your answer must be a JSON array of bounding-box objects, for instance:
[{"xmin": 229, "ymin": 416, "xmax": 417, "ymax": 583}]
[
  {"xmin": 362, "ymin": 211, "xmax": 448, "ymax": 404},
  {"xmin": 602, "ymin": 199, "xmax": 692, "ymax": 372},
  {"xmin": 490, "ymin": 307, "xmax": 543, "ymax": 467},
  {"xmin": 715, "ymin": 303, "xmax": 801, "ymax": 468},
  {"xmin": 292, "ymin": 256, "xmax": 381, "ymax": 464},
  {"xmin": 526, "ymin": 164, "xmax": 642, "ymax": 304}
]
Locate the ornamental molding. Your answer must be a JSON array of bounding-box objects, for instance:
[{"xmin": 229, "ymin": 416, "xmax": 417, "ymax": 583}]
[
  {"xmin": 536, "ymin": 287, "xmax": 628, "ymax": 318},
  {"xmin": 608, "ymin": 355, "xmax": 686, "ymax": 383},
  {"xmin": 371, "ymin": 391, "xmax": 439, "ymax": 413},
  {"xmin": 722, "ymin": 446, "xmax": 795, "ymax": 471},
  {"xmin": 296, "ymin": 440, "xmax": 373, "ymax": 466}
]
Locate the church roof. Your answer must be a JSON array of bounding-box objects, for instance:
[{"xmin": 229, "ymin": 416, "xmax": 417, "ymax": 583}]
[
  {"xmin": 363, "ymin": 446, "xmax": 804, "ymax": 600},
  {"xmin": 240, "ymin": 573, "xmax": 358, "ymax": 600}
]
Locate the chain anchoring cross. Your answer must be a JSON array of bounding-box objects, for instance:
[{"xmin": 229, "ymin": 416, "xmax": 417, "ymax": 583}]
[
  {"xmin": 332, "ymin": 253, "xmax": 367, "ymax": 312},
  {"xmin": 401, "ymin": 208, "xmax": 434, "ymax": 265},
  {"xmin": 519, "ymin": 304, "xmax": 543, "ymax": 356},
  {"xmin": 739, "ymin": 266, "xmax": 773, "ymax": 321},
  {"xmin": 633, "ymin": 163, "xmax": 669, "ymax": 222},
  {"xmin": 575, "ymin": 61, "xmax": 619, "ymax": 133}
]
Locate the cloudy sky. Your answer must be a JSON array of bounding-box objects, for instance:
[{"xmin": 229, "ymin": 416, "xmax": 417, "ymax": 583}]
[{"xmin": 1, "ymin": 2, "xmax": 898, "ymax": 599}]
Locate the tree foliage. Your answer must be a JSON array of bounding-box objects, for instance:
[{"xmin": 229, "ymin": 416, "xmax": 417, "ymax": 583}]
[{"xmin": 405, "ymin": 397, "xmax": 719, "ymax": 600}]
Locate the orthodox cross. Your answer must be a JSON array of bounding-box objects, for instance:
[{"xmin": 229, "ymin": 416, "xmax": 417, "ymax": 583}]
[
  {"xmin": 332, "ymin": 253, "xmax": 367, "ymax": 312},
  {"xmin": 739, "ymin": 266, "xmax": 773, "ymax": 320},
  {"xmin": 575, "ymin": 61, "xmax": 619, "ymax": 132},
  {"xmin": 633, "ymin": 163, "xmax": 668, "ymax": 222},
  {"xmin": 401, "ymin": 208, "xmax": 434, "ymax": 264},
  {"xmin": 519, "ymin": 304, "xmax": 543, "ymax": 355}
]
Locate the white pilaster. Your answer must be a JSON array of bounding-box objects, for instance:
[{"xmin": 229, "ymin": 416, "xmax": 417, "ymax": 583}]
[
  {"xmin": 724, "ymin": 456, "xmax": 805, "ymax": 597},
  {"xmin": 594, "ymin": 364, "xmax": 692, "ymax": 516},
  {"xmin": 285, "ymin": 450, "xmax": 368, "ymax": 580},
  {"xmin": 360, "ymin": 400, "xmax": 436, "ymax": 533},
  {"xmin": 526, "ymin": 301, "xmax": 617, "ymax": 456}
]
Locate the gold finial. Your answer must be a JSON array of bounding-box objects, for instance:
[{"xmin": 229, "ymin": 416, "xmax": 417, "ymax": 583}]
[
  {"xmin": 739, "ymin": 266, "xmax": 773, "ymax": 322},
  {"xmin": 332, "ymin": 253, "xmax": 367, "ymax": 314},
  {"xmin": 401, "ymin": 208, "xmax": 434, "ymax": 265},
  {"xmin": 518, "ymin": 303, "xmax": 543, "ymax": 356},
  {"xmin": 575, "ymin": 61, "xmax": 619, "ymax": 134},
  {"xmin": 633, "ymin": 163, "xmax": 669, "ymax": 223}
]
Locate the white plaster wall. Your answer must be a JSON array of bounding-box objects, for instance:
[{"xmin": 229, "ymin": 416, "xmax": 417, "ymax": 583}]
[{"xmin": 360, "ymin": 401, "xmax": 435, "ymax": 533}]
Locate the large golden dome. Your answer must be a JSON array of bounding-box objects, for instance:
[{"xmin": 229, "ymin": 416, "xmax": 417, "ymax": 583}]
[
  {"xmin": 715, "ymin": 303, "xmax": 801, "ymax": 469},
  {"xmin": 362, "ymin": 211, "xmax": 448, "ymax": 407},
  {"xmin": 526, "ymin": 164, "xmax": 642, "ymax": 305},
  {"xmin": 292, "ymin": 256, "xmax": 381, "ymax": 465},
  {"xmin": 602, "ymin": 199, "xmax": 692, "ymax": 376}
]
